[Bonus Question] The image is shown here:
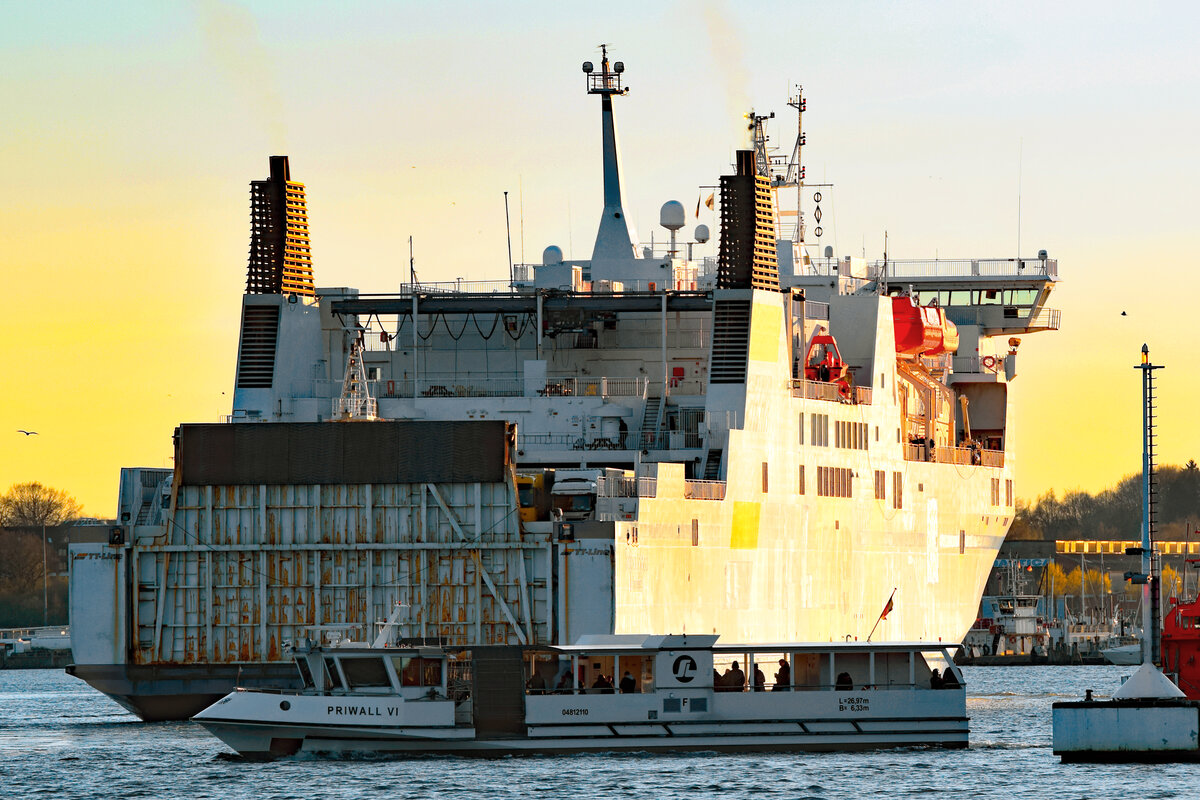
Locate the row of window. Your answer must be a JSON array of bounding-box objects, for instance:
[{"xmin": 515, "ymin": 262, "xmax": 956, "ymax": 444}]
[
  {"xmin": 835, "ymin": 421, "xmax": 870, "ymax": 451},
  {"xmin": 990, "ymin": 478, "xmax": 1015, "ymax": 507},
  {"xmin": 817, "ymin": 466, "xmax": 854, "ymax": 498},
  {"xmin": 801, "ymin": 413, "xmax": 875, "ymax": 451},
  {"xmin": 762, "ymin": 462, "xmax": 1009, "ymax": 510}
]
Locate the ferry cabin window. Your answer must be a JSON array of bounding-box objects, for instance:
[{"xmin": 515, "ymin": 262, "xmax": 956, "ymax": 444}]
[
  {"xmin": 990, "ymin": 478, "xmax": 1000, "ymax": 506},
  {"xmin": 817, "ymin": 466, "xmax": 852, "ymax": 498},
  {"xmin": 340, "ymin": 656, "xmax": 391, "ymax": 689},
  {"xmin": 691, "ymin": 518, "xmax": 699, "ymax": 546},
  {"xmin": 323, "ymin": 657, "xmax": 345, "ymax": 691},
  {"xmin": 391, "ymin": 656, "xmax": 442, "ymax": 687},
  {"xmin": 892, "ymin": 472, "xmax": 903, "ymax": 509},
  {"xmin": 874, "ymin": 470, "xmax": 886, "ymax": 500},
  {"xmin": 295, "ymin": 657, "xmax": 315, "ymax": 689},
  {"xmin": 762, "ymin": 462, "xmax": 769, "ymax": 493},
  {"xmin": 811, "ymin": 414, "xmax": 829, "ymax": 447},
  {"xmin": 518, "ymin": 483, "xmax": 534, "ymax": 508},
  {"xmin": 798, "ymin": 465, "xmax": 805, "ymax": 495},
  {"xmin": 798, "ymin": 413, "xmax": 804, "ymax": 445},
  {"xmin": 1006, "ymin": 479, "xmax": 1014, "ymax": 507}
]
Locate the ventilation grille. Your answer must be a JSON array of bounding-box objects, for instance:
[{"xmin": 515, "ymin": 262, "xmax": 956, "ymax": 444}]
[
  {"xmin": 235, "ymin": 305, "xmax": 280, "ymax": 389},
  {"xmin": 709, "ymin": 300, "xmax": 751, "ymax": 384}
]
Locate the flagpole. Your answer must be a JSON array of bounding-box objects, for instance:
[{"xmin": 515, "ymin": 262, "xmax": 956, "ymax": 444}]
[{"xmin": 867, "ymin": 587, "xmax": 897, "ymax": 642}]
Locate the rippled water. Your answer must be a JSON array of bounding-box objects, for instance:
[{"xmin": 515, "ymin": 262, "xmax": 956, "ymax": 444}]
[{"xmin": 1, "ymin": 666, "xmax": 1195, "ymax": 799}]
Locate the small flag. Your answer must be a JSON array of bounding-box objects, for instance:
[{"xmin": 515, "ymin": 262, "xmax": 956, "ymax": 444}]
[
  {"xmin": 867, "ymin": 588, "xmax": 897, "ymax": 642},
  {"xmin": 705, "ymin": 192, "xmax": 715, "ymax": 210},
  {"xmin": 695, "ymin": 194, "xmax": 701, "ymax": 218}
]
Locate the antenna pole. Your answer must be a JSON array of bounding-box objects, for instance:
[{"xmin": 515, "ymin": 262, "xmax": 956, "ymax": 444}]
[
  {"xmin": 1016, "ymin": 138, "xmax": 1023, "ymax": 260},
  {"xmin": 409, "ymin": 236, "xmax": 415, "ymax": 288},
  {"xmin": 504, "ymin": 191, "xmax": 514, "ymax": 288},
  {"xmin": 1137, "ymin": 344, "xmax": 1165, "ymax": 665}
]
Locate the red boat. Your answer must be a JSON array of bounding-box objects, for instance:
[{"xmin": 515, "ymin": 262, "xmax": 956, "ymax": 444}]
[{"xmin": 1161, "ymin": 594, "xmax": 1200, "ymax": 697}]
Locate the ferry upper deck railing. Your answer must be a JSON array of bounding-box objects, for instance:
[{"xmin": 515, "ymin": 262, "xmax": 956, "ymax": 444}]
[
  {"xmin": 304, "ymin": 376, "xmax": 650, "ymax": 400},
  {"xmin": 789, "ymin": 379, "xmax": 872, "ymax": 405},
  {"xmin": 683, "ymin": 479, "xmax": 727, "ymax": 501},
  {"xmin": 904, "ymin": 442, "xmax": 1006, "ymax": 468},
  {"xmin": 595, "ymin": 475, "xmax": 660, "ymax": 499},
  {"xmin": 797, "ymin": 257, "xmax": 1057, "ymax": 280}
]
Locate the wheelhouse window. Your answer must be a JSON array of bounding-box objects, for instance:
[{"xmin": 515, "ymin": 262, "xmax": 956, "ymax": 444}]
[
  {"xmin": 340, "ymin": 656, "xmax": 391, "ymax": 689},
  {"xmin": 323, "ymin": 657, "xmax": 344, "ymax": 691},
  {"xmin": 295, "ymin": 657, "xmax": 315, "ymax": 689},
  {"xmin": 391, "ymin": 656, "xmax": 443, "ymax": 687}
]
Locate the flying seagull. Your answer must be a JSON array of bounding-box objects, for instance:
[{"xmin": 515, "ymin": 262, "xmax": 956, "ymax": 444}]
[{"xmin": 17, "ymin": 430, "xmax": 38, "ymax": 435}]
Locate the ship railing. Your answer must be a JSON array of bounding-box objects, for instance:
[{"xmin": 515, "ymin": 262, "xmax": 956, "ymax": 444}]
[
  {"xmin": 683, "ymin": 479, "xmax": 727, "ymax": 501},
  {"xmin": 800, "ymin": 257, "xmax": 1058, "ymax": 279},
  {"xmin": 639, "ymin": 431, "xmax": 703, "ymax": 450},
  {"xmin": 555, "ymin": 377, "xmax": 648, "ymax": 398},
  {"xmin": 980, "ymin": 449, "xmax": 1005, "ymax": 468},
  {"xmin": 597, "ymin": 476, "xmax": 638, "ymax": 497},
  {"xmin": 517, "ymin": 434, "xmax": 581, "ymax": 450},
  {"xmin": 637, "ymin": 477, "xmax": 657, "ymax": 498},
  {"xmin": 308, "ymin": 376, "xmax": 650, "ymax": 401},
  {"xmin": 920, "ymin": 353, "xmax": 951, "ymax": 372},
  {"xmin": 416, "ymin": 379, "xmax": 524, "ymax": 398},
  {"xmin": 935, "ymin": 446, "xmax": 975, "ymax": 466},
  {"xmin": 904, "ymin": 443, "xmax": 928, "ymax": 462},
  {"xmin": 953, "ymin": 356, "xmax": 1004, "ymax": 374},
  {"xmin": 790, "ymin": 379, "xmax": 874, "ymax": 405},
  {"xmin": 1027, "ymin": 307, "xmax": 1062, "ymax": 330},
  {"xmin": 396, "ymin": 279, "xmax": 521, "ymax": 295}
]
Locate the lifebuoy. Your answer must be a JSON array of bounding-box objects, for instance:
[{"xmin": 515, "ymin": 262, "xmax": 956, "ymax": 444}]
[{"xmin": 981, "ymin": 355, "xmax": 996, "ymax": 370}]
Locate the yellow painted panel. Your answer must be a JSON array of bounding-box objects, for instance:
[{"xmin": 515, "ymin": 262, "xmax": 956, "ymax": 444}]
[
  {"xmin": 731, "ymin": 501, "xmax": 760, "ymax": 549},
  {"xmin": 747, "ymin": 302, "xmax": 782, "ymax": 363}
]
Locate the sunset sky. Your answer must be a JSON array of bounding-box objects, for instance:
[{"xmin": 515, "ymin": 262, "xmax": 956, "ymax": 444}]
[{"xmin": 3, "ymin": 1, "xmax": 1199, "ymax": 517}]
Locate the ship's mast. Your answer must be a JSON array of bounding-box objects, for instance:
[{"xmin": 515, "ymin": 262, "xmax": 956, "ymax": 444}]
[
  {"xmin": 584, "ymin": 45, "xmax": 637, "ymax": 261},
  {"xmin": 1135, "ymin": 344, "xmax": 1165, "ymax": 665},
  {"xmin": 750, "ymin": 88, "xmax": 810, "ymax": 271},
  {"xmin": 784, "ymin": 88, "xmax": 807, "ymax": 246}
]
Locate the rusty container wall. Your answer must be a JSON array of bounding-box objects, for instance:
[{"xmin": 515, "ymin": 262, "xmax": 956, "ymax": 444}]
[{"xmin": 129, "ymin": 421, "xmax": 551, "ymax": 666}]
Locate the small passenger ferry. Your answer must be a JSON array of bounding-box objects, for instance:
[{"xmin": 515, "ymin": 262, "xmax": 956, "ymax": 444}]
[{"xmin": 192, "ymin": 635, "xmax": 967, "ymax": 758}]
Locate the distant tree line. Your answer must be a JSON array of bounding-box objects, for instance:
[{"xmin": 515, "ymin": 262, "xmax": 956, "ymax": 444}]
[
  {"xmin": 0, "ymin": 482, "xmax": 83, "ymax": 627},
  {"xmin": 1008, "ymin": 461, "xmax": 1200, "ymax": 542}
]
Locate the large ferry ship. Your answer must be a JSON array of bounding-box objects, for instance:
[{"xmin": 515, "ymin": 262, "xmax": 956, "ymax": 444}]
[{"xmin": 68, "ymin": 51, "xmax": 1060, "ymax": 720}]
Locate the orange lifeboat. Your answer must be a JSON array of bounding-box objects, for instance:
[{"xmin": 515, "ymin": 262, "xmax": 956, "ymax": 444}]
[{"xmin": 891, "ymin": 296, "xmax": 959, "ymax": 357}]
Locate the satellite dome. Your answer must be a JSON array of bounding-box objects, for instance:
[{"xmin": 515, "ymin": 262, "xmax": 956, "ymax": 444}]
[
  {"xmin": 694, "ymin": 224, "xmax": 710, "ymax": 244},
  {"xmin": 660, "ymin": 201, "xmax": 685, "ymax": 231},
  {"xmin": 542, "ymin": 245, "xmax": 564, "ymax": 265}
]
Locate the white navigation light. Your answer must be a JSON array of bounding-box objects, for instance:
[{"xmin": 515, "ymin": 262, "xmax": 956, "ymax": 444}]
[
  {"xmin": 660, "ymin": 201, "xmax": 685, "ymax": 231},
  {"xmin": 694, "ymin": 224, "xmax": 710, "ymax": 243},
  {"xmin": 583, "ymin": 61, "xmax": 593, "ymax": 73}
]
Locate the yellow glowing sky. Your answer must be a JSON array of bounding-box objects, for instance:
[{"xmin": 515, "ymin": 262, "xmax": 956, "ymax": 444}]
[{"xmin": 3, "ymin": 2, "xmax": 1199, "ymax": 517}]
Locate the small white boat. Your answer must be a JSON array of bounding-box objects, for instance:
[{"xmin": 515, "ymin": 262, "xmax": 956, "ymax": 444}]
[
  {"xmin": 193, "ymin": 635, "xmax": 967, "ymax": 759},
  {"xmin": 1100, "ymin": 643, "xmax": 1142, "ymax": 666}
]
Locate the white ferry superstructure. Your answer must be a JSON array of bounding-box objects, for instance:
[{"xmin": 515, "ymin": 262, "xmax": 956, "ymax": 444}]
[{"xmin": 67, "ymin": 50, "xmax": 1060, "ymax": 721}]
